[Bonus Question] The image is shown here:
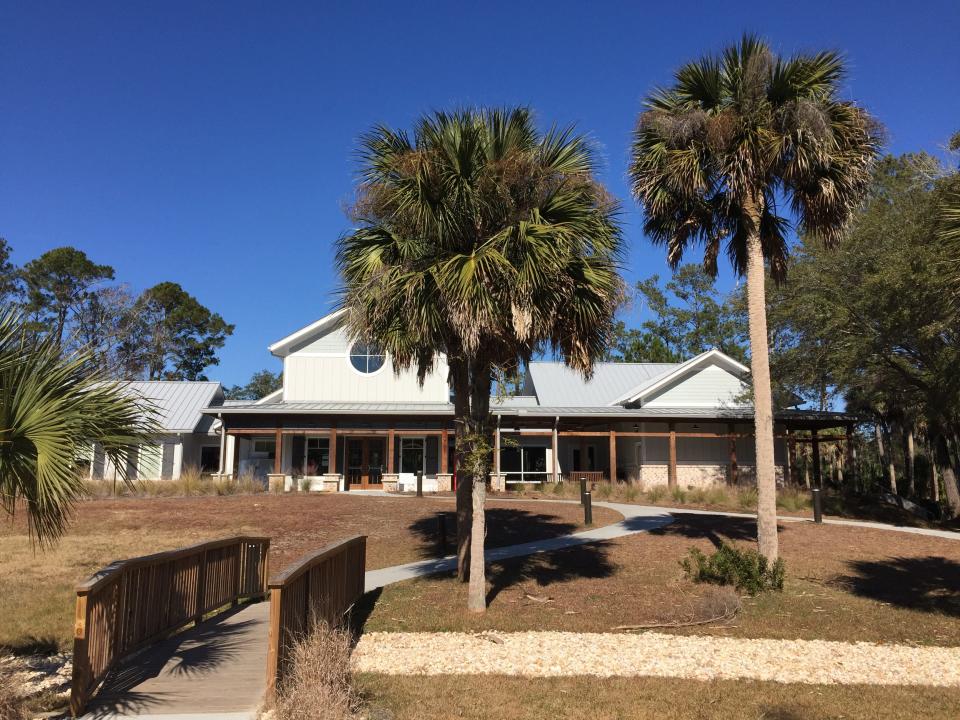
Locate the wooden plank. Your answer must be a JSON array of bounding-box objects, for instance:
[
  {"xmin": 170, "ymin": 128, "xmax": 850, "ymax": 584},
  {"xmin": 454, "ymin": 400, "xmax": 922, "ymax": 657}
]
[
  {"xmin": 329, "ymin": 427, "xmax": 337, "ymax": 476},
  {"xmin": 273, "ymin": 428, "xmax": 282, "ymax": 475},
  {"xmin": 387, "ymin": 429, "xmax": 395, "ymax": 474},
  {"xmin": 69, "ymin": 593, "xmax": 91, "ymax": 716},
  {"xmin": 440, "ymin": 429, "xmax": 448, "ymax": 474},
  {"xmin": 608, "ymin": 431, "xmax": 617, "ymax": 483}
]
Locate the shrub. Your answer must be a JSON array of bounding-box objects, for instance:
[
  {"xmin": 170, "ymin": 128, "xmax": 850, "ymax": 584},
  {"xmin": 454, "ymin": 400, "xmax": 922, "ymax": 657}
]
[
  {"xmin": 0, "ymin": 662, "xmax": 26, "ymax": 720},
  {"xmin": 681, "ymin": 542, "xmax": 785, "ymax": 595},
  {"xmin": 551, "ymin": 481, "xmax": 567, "ymax": 496},
  {"xmin": 274, "ymin": 621, "xmax": 361, "ymax": 720},
  {"xmin": 670, "ymin": 485, "xmax": 687, "ymax": 503},
  {"xmin": 736, "ymin": 487, "xmax": 758, "ymax": 509},
  {"xmin": 622, "ymin": 484, "xmax": 640, "ymax": 502},
  {"xmin": 645, "ymin": 485, "xmax": 667, "ymax": 503},
  {"xmin": 777, "ymin": 487, "xmax": 812, "ymax": 513},
  {"xmin": 596, "ymin": 482, "xmax": 614, "ymax": 499}
]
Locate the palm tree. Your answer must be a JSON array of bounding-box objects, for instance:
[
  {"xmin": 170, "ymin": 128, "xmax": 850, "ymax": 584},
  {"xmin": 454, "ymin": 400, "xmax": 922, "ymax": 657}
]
[
  {"xmin": 337, "ymin": 108, "xmax": 623, "ymax": 610},
  {"xmin": 629, "ymin": 36, "xmax": 880, "ymax": 561},
  {"xmin": 0, "ymin": 311, "xmax": 157, "ymax": 544}
]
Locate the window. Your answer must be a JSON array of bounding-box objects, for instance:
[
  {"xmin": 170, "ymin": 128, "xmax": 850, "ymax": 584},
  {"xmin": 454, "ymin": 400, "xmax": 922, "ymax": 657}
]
[
  {"xmin": 400, "ymin": 437, "xmax": 425, "ymax": 474},
  {"xmin": 503, "ymin": 445, "xmax": 548, "ymax": 484},
  {"xmin": 305, "ymin": 437, "xmax": 329, "ymax": 475},
  {"xmin": 349, "ymin": 341, "xmax": 385, "ymax": 374},
  {"xmin": 138, "ymin": 443, "xmax": 163, "ymax": 480},
  {"xmin": 252, "ymin": 438, "xmax": 276, "ymax": 459},
  {"xmin": 200, "ymin": 446, "xmax": 221, "ymax": 473}
]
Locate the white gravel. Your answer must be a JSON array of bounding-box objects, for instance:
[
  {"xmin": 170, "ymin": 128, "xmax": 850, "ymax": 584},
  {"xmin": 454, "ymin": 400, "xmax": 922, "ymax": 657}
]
[{"xmin": 352, "ymin": 631, "xmax": 960, "ymax": 687}]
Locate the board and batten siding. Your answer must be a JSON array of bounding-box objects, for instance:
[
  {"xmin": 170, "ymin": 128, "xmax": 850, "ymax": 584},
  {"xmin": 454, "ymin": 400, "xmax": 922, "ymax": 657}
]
[
  {"xmin": 282, "ymin": 320, "xmax": 449, "ymax": 403},
  {"xmin": 643, "ymin": 363, "xmax": 748, "ymax": 408}
]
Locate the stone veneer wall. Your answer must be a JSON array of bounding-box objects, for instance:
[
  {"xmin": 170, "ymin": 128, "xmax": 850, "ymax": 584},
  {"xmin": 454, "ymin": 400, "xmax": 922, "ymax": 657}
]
[{"xmin": 639, "ymin": 464, "xmax": 786, "ymax": 490}]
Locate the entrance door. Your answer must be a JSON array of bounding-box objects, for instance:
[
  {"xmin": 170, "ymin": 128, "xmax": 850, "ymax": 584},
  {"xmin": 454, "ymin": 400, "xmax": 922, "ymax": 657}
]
[{"xmin": 346, "ymin": 437, "xmax": 386, "ymax": 488}]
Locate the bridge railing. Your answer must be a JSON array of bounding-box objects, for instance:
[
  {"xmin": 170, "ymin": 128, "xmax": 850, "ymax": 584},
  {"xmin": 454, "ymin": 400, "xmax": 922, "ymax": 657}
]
[
  {"xmin": 265, "ymin": 535, "xmax": 367, "ymax": 694},
  {"xmin": 70, "ymin": 535, "xmax": 270, "ymax": 716}
]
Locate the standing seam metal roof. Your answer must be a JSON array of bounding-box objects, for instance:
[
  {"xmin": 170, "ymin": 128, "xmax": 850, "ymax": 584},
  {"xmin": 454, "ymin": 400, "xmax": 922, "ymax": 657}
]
[
  {"xmin": 525, "ymin": 361, "xmax": 679, "ymax": 407},
  {"xmin": 122, "ymin": 381, "xmax": 224, "ymax": 433}
]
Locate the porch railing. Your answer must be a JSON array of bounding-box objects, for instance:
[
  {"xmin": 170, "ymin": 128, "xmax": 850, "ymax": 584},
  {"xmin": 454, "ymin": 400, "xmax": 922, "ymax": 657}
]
[
  {"xmin": 562, "ymin": 471, "xmax": 609, "ymax": 484},
  {"xmin": 265, "ymin": 535, "xmax": 367, "ymax": 694},
  {"xmin": 70, "ymin": 536, "xmax": 270, "ymax": 716}
]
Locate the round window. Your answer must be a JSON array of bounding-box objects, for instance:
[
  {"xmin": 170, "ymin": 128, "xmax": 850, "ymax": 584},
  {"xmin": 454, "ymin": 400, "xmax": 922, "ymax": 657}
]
[{"xmin": 349, "ymin": 341, "xmax": 385, "ymax": 374}]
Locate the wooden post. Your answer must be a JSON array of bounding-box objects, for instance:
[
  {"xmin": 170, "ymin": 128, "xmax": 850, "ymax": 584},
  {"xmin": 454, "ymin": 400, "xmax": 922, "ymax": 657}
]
[
  {"xmin": 440, "ymin": 429, "xmax": 448, "ymax": 474},
  {"xmin": 668, "ymin": 422, "xmax": 677, "ymax": 488},
  {"xmin": 785, "ymin": 429, "xmax": 794, "ymax": 486},
  {"xmin": 608, "ymin": 430, "xmax": 617, "ymax": 483},
  {"xmin": 727, "ymin": 423, "xmax": 739, "ymax": 484},
  {"xmin": 232, "ymin": 434, "xmax": 240, "ymax": 479},
  {"xmin": 69, "ymin": 592, "xmax": 92, "ymax": 716},
  {"xmin": 195, "ymin": 549, "xmax": 208, "ymax": 622},
  {"xmin": 811, "ymin": 429, "xmax": 822, "ymax": 489},
  {"xmin": 387, "ymin": 428, "xmax": 395, "ymax": 474},
  {"xmin": 551, "ymin": 421, "xmax": 559, "ymax": 483},
  {"xmin": 274, "ymin": 427, "xmax": 282, "ymax": 475},
  {"xmin": 494, "ymin": 424, "xmax": 501, "ymax": 476},
  {"xmin": 265, "ymin": 585, "xmax": 282, "ymax": 697},
  {"xmin": 329, "ymin": 427, "xmax": 338, "ymax": 477}
]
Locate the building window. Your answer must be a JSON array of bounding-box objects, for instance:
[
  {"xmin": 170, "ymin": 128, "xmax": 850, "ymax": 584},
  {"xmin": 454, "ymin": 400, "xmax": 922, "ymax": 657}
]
[
  {"xmin": 200, "ymin": 446, "xmax": 221, "ymax": 473},
  {"xmin": 252, "ymin": 438, "xmax": 276, "ymax": 459},
  {"xmin": 305, "ymin": 437, "xmax": 330, "ymax": 475},
  {"xmin": 400, "ymin": 437, "xmax": 425, "ymax": 474},
  {"xmin": 502, "ymin": 445, "xmax": 548, "ymax": 484},
  {"xmin": 349, "ymin": 341, "xmax": 385, "ymax": 374}
]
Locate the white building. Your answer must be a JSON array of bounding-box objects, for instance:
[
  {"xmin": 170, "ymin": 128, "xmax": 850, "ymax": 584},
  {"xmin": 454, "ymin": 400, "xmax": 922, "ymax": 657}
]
[{"xmin": 206, "ymin": 310, "xmax": 853, "ymax": 492}]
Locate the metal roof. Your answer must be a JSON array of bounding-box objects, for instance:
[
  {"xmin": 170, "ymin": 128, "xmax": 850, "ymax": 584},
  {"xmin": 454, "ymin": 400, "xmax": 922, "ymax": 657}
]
[
  {"xmin": 205, "ymin": 401, "xmax": 456, "ymax": 415},
  {"xmin": 123, "ymin": 381, "xmax": 224, "ymax": 433},
  {"xmin": 526, "ymin": 361, "xmax": 678, "ymax": 406}
]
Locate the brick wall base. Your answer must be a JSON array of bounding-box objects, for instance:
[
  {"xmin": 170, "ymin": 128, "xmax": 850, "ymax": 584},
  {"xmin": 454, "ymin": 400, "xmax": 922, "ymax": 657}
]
[{"xmin": 638, "ymin": 464, "xmax": 785, "ymax": 490}]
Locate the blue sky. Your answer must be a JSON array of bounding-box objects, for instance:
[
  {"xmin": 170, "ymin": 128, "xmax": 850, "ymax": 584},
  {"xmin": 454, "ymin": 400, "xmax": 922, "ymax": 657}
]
[{"xmin": 2, "ymin": 1, "xmax": 958, "ymax": 385}]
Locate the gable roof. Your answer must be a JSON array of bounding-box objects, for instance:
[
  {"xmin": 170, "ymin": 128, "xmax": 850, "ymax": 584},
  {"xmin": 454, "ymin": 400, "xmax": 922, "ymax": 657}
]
[
  {"xmin": 526, "ymin": 361, "xmax": 678, "ymax": 407},
  {"xmin": 269, "ymin": 309, "xmax": 347, "ymax": 357},
  {"xmin": 612, "ymin": 349, "xmax": 749, "ymax": 406},
  {"xmin": 123, "ymin": 381, "xmax": 224, "ymax": 433}
]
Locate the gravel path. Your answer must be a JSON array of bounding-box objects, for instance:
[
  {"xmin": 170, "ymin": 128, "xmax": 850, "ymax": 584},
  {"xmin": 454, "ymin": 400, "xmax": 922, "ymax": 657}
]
[{"xmin": 352, "ymin": 631, "xmax": 960, "ymax": 686}]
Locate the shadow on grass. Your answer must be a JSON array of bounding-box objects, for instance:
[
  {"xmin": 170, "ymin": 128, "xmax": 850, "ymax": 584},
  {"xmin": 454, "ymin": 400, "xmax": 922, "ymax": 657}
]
[
  {"xmin": 407, "ymin": 508, "xmax": 581, "ymax": 560},
  {"xmin": 834, "ymin": 556, "xmax": 960, "ymax": 617},
  {"xmin": 0, "ymin": 635, "xmax": 60, "ymax": 656},
  {"xmin": 649, "ymin": 513, "xmax": 758, "ymax": 548},
  {"xmin": 484, "ymin": 540, "xmax": 616, "ymax": 604}
]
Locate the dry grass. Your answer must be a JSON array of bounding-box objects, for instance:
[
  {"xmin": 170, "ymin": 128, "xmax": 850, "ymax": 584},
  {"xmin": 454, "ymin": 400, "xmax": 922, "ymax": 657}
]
[
  {"xmin": 357, "ymin": 674, "xmax": 960, "ymax": 720},
  {"xmin": 85, "ymin": 467, "xmax": 266, "ymax": 498},
  {"xmin": 0, "ymin": 494, "xmax": 618, "ymax": 651},
  {"xmin": 273, "ymin": 621, "xmax": 361, "ymax": 720},
  {"xmin": 361, "ymin": 515, "xmax": 960, "ymax": 645},
  {"xmin": 0, "ymin": 661, "xmax": 26, "ymax": 720}
]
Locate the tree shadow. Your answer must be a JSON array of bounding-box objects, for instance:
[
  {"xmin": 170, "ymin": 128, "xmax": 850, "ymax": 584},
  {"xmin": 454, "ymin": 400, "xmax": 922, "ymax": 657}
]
[
  {"xmin": 0, "ymin": 634, "xmax": 60, "ymax": 656},
  {"xmin": 832, "ymin": 556, "xmax": 960, "ymax": 617},
  {"xmin": 484, "ymin": 540, "xmax": 616, "ymax": 604},
  {"xmin": 648, "ymin": 513, "xmax": 758, "ymax": 548},
  {"xmin": 407, "ymin": 508, "xmax": 581, "ymax": 560},
  {"xmin": 88, "ymin": 604, "xmax": 259, "ymax": 717},
  {"xmin": 348, "ymin": 587, "xmax": 383, "ymax": 638}
]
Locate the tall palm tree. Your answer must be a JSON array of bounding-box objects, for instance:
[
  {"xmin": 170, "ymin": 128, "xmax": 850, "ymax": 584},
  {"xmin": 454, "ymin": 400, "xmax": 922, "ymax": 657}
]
[
  {"xmin": 0, "ymin": 311, "xmax": 157, "ymax": 544},
  {"xmin": 338, "ymin": 108, "xmax": 623, "ymax": 610},
  {"xmin": 629, "ymin": 36, "xmax": 880, "ymax": 561}
]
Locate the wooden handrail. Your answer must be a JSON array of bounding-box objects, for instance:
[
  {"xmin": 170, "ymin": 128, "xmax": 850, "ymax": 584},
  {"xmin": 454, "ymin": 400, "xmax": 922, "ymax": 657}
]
[
  {"xmin": 265, "ymin": 535, "xmax": 366, "ymax": 696},
  {"xmin": 268, "ymin": 535, "xmax": 365, "ymax": 588},
  {"xmin": 70, "ymin": 535, "xmax": 270, "ymax": 716}
]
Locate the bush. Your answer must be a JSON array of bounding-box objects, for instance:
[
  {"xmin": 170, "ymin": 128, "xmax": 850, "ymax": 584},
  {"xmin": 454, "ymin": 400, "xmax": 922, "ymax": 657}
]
[
  {"xmin": 274, "ymin": 621, "xmax": 362, "ymax": 720},
  {"xmin": 670, "ymin": 485, "xmax": 687, "ymax": 503},
  {"xmin": 596, "ymin": 482, "xmax": 614, "ymax": 500},
  {"xmin": 681, "ymin": 542, "xmax": 785, "ymax": 595},
  {"xmin": 0, "ymin": 662, "xmax": 26, "ymax": 720},
  {"xmin": 645, "ymin": 485, "xmax": 667, "ymax": 503},
  {"xmin": 777, "ymin": 487, "xmax": 812, "ymax": 513},
  {"xmin": 622, "ymin": 484, "xmax": 640, "ymax": 502},
  {"xmin": 736, "ymin": 487, "xmax": 758, "ymax": 510}
]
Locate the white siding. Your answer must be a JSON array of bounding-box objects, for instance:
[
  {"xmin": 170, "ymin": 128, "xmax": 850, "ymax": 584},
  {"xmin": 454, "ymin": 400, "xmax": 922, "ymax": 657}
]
[
  {"xmin": 643, "ymin": 364, "xmax": 749, "ymax": 408},
  {"xmin": 283, "ymin": 319, "xmax": 449, "ymax": 403}
]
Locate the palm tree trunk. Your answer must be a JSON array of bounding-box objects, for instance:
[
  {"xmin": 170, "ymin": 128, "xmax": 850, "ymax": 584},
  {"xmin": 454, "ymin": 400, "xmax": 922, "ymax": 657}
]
[
  {"xmin": 468, "ymin": 467, "xmax": 487, "ymax": 611},
  {"xmin": 466, "ymin": 357, "xmax": 492, "ymax": 612},
  {"xmin": 875, "ymin": 423, "xmax": 896, "ymax": 494},
  {"xmin": 450, "ymin": 357, "xmax": 472, "ymax": 582},
  {"xmin": 933, "ymin": 432, "xmax": 960, "ymax": 516},
  {"xmin": 744, "ymin": 227, "xmax": 778, "ymax": 563}
]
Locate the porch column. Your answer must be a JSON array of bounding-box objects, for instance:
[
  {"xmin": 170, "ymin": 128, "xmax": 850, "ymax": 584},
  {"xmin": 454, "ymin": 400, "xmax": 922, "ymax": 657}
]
[
  {"xmin": 668, "ymin": 422, "xmax": 677, "ymax": 488},
  {"xmin": 387, "ymin": 429, "xmax": 395, "ymax": 474},
  {"xmin": 608, "ymin": 430, "xmax": 617, "ymax": 483},
  {"xmin": 785, "ymin": 429, "xmax": 794, "ymax": 485},
  {"xmin": 727, "ymin": 423, "xmax": 739, "ymax": 484},
  {"xmin": 494, "ymin": 423, "xmax": 501, "ymax": 476},
  {"xmin": 329, "ymin": 427, "xmax": 338, "ymax": 475},
  {"xmin": 218, "ymin": 415, "xmax": 226, "ymax": 475},
  {"xmin": 440, "ymin": 428, "xmax": 448, "ymax": 474},
  {"xmin": 273, "ymin": 427, "xmax": 282, "ymax": 475},
  {"xmin": 551, "ymin": 420, "xmax": 559, "ymax": 483},
  {"xmin": 232, "ymin": 434, "xmax": 240, "ymax": 480},
  {"xmin": 811, "ymin": 429, "xmax": 822, "ymax": 489}
]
